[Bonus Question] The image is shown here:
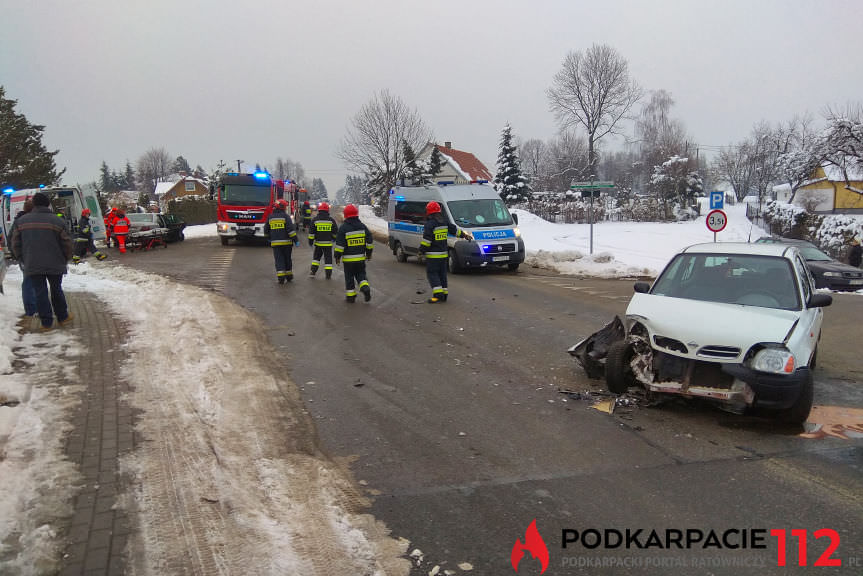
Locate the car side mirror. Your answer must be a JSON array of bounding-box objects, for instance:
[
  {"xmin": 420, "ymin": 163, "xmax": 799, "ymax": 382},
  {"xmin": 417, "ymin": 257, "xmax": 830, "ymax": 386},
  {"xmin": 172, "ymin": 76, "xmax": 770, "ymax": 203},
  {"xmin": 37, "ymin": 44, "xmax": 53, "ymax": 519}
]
[
  {"xmin": 511, "ymin": 213, "xmax": 519, "ymax": 225},
  {"xmin": 634, "ymin": 281, "xmax": 651, "ymax": 293},
  {"xmin": 807, "ymin": 293, "xmax": 832, "ymax": 308}
]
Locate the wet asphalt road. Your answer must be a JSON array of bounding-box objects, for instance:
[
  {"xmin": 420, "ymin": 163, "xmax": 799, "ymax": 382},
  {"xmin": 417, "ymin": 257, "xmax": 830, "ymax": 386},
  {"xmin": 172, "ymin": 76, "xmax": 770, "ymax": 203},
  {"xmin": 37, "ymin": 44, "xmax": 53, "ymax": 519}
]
[{"xmin": 117, "ymin": 235, "xmax": 863, "ymax": 575}]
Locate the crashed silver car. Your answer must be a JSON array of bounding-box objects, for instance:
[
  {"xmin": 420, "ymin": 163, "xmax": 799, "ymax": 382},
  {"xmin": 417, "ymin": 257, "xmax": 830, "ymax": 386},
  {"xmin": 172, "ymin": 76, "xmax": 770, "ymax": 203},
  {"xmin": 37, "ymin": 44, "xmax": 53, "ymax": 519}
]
[{"xmin": 570, "ymin": 242, "xmax": 832, "ymax": 424}]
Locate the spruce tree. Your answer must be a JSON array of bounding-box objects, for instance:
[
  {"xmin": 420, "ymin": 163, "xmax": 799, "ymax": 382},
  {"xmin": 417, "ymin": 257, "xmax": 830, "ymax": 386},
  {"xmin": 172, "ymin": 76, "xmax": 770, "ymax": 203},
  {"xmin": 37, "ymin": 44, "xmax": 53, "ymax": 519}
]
[
  {"xmin": 401, "ymin": 140, "xmax": 418, "ymax": 183},
  {"xmin": 0, "ymin": 86, "xmax": 65, "ymax": 188},
  {"xmin": 429, "ymin": 147, "xmax": 443, "ymax": 179},
  {"xmin": 494, "ymin": 124, "xmax": 530, "ymax": 206},
  {"xmin": 124, "ymin": 161, "xmax": 136, "ymax": 190}
]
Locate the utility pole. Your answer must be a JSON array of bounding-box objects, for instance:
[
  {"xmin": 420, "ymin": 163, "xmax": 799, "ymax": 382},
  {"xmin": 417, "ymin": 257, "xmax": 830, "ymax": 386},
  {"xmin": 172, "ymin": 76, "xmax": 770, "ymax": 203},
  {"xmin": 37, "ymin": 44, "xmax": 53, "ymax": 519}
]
[{"xmin": 235, "ymin": 160, "xmax": 243, "ymax": 173}]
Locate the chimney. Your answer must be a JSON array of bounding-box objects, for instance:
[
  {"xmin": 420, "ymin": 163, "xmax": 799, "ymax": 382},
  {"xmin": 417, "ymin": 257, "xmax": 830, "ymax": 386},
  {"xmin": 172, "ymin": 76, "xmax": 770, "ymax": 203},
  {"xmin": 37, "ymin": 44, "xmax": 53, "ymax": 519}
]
[{"xmin": 444, "ymin": 141, "xmax": 452, "ymax": 149}]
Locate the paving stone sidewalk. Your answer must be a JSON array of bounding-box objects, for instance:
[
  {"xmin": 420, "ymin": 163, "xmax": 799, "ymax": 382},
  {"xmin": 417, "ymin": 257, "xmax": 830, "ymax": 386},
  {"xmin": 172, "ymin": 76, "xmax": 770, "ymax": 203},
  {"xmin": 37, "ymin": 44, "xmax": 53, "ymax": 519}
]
[{"xmin": 22, "ymin": 293, "xmax": 138, "ymax": 576}]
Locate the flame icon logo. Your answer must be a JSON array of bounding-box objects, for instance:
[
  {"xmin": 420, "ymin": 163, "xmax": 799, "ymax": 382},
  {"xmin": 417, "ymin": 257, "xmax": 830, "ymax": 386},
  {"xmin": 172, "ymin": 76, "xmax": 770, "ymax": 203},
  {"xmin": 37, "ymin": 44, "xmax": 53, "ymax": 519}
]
[{"xmin": 511, "ymin": 519, "xmax": 549, "ymax": 573}]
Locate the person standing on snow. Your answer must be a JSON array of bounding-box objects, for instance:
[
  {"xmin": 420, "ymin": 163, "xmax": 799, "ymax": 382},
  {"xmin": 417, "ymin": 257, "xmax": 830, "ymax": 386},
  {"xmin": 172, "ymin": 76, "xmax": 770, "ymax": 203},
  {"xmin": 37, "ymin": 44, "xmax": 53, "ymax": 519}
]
[
  {"xmin": 419, "ymin": 201, "xmax": 473, "ymax": 303},
  {"xmin": 308, "ymin": 201, "xmax": 338, "ymax": 279},
  {"xmin": 73, "ymin": 208, "xmax": 108, "ymax": 264},
  {"xmin": 10, "ymin": 192, "xmax": 74, "ymax": 330},
  {"xmin": 334, "ymin": 204, "xmax": 373, "ymax": 303},
  {"xmin": 265, "ymin": 199, "xmax": 300, "ymax": 284},
  {"xmin": 10, "ymin": 199, "xmax": 38, "ymax": 317}
]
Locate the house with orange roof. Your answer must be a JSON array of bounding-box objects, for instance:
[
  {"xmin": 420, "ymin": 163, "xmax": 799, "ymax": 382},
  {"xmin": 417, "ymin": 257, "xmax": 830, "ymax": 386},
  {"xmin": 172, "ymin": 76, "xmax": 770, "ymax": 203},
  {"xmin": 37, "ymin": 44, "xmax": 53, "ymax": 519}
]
[{"xmin": 415, "ymin": 142, "xmax": 493, "ymax": 184}]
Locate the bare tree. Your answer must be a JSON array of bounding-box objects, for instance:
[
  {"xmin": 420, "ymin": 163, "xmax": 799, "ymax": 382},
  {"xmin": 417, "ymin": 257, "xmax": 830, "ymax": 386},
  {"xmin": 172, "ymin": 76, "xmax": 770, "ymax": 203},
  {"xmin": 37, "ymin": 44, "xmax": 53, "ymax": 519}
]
[
  {"xmin": 547, "ymin": 44, "xmax": 642, "ymax": 176},
  {"xmin": 713, "ymin": 142, "xmax": 754, "ymax": 202},
  {"xmin": 748, "ymin": 121, "xmax": 781, "ymax": 208},
  {"xmin": 136, "ymin": 147, "xmax": 172, "ymax": 198},
  {"xmin": 337, "ymin": 90, "xmax": 432, "ymax": 204},
  {"xmin": 518, "ymin": 138, "xmax": 546, "ymax": 189},
  {"xmin": 543, "ymin": 130, "xmax": 589, "ymax": 192},
  {"xmin": 775, "ymin": 114, "xmax": 820, "ymax": 204}
]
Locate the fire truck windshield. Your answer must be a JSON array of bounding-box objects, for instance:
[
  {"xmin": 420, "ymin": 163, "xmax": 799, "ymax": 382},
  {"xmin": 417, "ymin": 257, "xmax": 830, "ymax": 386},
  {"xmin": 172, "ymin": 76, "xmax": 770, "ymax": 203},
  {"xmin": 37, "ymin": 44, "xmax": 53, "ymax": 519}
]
[{"xmin": 220, "ymin": 184, "xmax": 271, "ymax": 206}]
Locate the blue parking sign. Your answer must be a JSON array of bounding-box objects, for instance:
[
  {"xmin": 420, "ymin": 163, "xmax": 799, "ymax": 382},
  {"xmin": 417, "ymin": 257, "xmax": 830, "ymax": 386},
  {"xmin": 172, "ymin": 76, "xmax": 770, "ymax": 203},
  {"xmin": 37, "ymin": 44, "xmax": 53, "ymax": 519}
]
[{"xmin": 710, "ymin": 191, "xmax": 724, "ymax": 210}]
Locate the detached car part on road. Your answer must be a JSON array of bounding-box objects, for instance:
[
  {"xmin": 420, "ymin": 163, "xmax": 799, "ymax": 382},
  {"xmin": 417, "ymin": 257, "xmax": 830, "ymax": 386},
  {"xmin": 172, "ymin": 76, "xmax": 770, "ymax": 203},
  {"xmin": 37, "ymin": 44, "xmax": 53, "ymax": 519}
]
[{"xmin": 570, "ymin": 242, "xmax": 832, "ymax": 424}]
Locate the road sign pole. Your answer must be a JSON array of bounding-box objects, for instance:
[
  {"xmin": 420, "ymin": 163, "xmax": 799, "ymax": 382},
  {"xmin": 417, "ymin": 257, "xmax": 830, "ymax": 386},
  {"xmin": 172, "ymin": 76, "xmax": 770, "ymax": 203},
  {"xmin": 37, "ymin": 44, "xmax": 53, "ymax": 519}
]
[{"xmin": 589, "ymin": 192, "xmax": 594, "ymax": 255}]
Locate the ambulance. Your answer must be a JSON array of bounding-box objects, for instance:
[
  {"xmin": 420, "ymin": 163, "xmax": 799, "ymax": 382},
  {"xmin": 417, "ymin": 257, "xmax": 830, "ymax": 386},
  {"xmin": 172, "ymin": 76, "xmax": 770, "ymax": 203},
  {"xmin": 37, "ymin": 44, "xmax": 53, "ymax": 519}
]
[
  {"xmin": 386, "ymin": 181, "xmax": 525, "ymax": 272},
  {"xmin": 1, "ymin": 185, "xmax": 105, "ymax": 257}
]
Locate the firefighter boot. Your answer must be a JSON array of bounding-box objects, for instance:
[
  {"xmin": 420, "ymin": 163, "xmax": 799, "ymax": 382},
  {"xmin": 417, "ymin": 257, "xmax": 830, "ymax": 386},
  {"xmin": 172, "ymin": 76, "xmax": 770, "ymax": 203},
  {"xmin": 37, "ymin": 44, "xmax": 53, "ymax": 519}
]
[
  {"xmin": 95, "ymin": 252, "xmax": 107, "ymax": 261},
  {"xmin": 325, "ymin": 269, "xmax": 332, "ymax": 280},
  {"xmin": 361, "ymin": 285, "xmax": 371, "ymax": 302},
  {"xmin": 72, "ymin": 255, "xmax": 81, "ymax": 265}
]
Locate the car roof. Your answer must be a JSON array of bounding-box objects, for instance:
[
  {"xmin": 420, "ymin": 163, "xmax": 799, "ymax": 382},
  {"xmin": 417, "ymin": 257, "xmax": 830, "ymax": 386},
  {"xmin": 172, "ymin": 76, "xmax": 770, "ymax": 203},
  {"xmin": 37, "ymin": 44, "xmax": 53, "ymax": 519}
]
[
  {"xmin": 756, "ymin": 236, "xmax": 814, "ymax": 247},
  {"xmin": 680, "ymin": 242, "xmax": 796, "ymax": 258}
]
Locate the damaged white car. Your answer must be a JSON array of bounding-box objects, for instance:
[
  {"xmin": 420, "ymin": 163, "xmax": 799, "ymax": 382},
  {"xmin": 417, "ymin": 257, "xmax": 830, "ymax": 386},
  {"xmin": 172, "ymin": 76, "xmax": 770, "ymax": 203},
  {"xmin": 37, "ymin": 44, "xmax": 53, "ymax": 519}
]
[{"xmin": 570, "ymin": 242, "xmax": 832, "ymax": 424}]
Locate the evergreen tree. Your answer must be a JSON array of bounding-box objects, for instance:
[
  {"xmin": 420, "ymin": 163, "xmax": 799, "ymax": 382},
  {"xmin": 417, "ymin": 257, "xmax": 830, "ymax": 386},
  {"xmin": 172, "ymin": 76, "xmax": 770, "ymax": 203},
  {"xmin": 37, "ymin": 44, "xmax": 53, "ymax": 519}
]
[
  {"xmin": 494, "ymin": 124, "xmax": 531, "ymax": 206},
  {"xmin": 401, "ymin": 140, "xmax": 419, "ymax": 183},
  {"xmin": 99, "ymin": 161, "xmax": 113, "ymax": 193},
  {"xmin": 124, "ymin": 161, "xmax": 136, "ymax": 190},
  {"xmin": 173, "ymin": 155, "xmax": 191, "ymax": 174},
  {"xmin": 0, "ymin": 86, "xmax": 65, "ymax": 188},
  {"xmin": 428, "ymin": 146, "xmax": 443, "ymax": 179}
]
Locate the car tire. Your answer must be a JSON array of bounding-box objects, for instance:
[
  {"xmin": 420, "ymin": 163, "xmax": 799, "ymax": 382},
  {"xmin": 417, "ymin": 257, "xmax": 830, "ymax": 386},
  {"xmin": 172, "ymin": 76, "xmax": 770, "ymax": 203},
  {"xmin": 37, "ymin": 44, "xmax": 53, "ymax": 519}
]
[
  {"xmin": 776, "ymin": 370, "xmax": 813, "ymax": 425},
  {"xmin": 507, "ymin": 262, "xmax": 520, "ymax": 271},
  {"xmin": 448, "ymin": 249, "xmax": 463, "ymax": 274},
  {"xmin": 179, "ymin": 231, "xmax": 185, "ymax": 241},
  {"xmin": 220, "ymin": 236, "xmax": 229, "ymax": 246},
  {"xmin": 395, "ymin": 242, "xmax": 408, "ymax": 262},
  {"xmin": 605, "ymin": 340, "xmax": 636, "ymax": 394}
]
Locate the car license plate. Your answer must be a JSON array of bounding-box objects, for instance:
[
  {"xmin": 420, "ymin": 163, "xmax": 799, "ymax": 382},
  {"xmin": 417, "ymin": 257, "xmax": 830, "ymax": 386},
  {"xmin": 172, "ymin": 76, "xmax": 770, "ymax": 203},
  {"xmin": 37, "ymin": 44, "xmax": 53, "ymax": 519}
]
[
  {"xmin": 850, "ymin": 279, "xmax": 863, "ymax": 285},
  {"xmin": 492, "ymin": 255, "xmax": 509, "ymax": 262}
]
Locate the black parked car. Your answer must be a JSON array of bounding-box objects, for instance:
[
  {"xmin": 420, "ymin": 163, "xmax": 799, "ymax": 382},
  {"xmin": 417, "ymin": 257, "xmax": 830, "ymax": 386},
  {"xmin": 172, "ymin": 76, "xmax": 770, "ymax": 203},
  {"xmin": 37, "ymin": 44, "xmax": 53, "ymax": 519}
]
[
  {"xmin": 754, "ymin": 237, "xmax": 863, "ymax": 291},
  {"xmin": 127, "ymin": 212, "xmax": 186, "ymax": 243}
]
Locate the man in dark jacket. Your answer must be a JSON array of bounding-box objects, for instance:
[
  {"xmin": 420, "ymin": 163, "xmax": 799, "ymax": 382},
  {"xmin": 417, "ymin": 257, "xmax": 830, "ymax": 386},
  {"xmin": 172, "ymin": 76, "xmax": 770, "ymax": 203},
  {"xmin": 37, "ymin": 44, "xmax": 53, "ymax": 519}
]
[
  {"xmin": 849, "ymin": 237, "xmax": 862, "ymax": 268},
  {"xmin": 265, "ymin": 199, "xmax": 300, "ymax": 284},
  {"xmin": 334, "ymin": 204, "xmax": 373, "ymax": 302},
  {"xmin": 10, "ymin": 192, "xmax": 74, "ymax": 330},
  {"xmin": 10, "ymin": 199, "xmax": 38, "ymax": 316},
  {"xmin": 418, "ymin": 201, "xmax": 473, "ymax": 303},
  {"xmin": 308, "ymin": 202, "xmax": 338, "ymax": 279}
]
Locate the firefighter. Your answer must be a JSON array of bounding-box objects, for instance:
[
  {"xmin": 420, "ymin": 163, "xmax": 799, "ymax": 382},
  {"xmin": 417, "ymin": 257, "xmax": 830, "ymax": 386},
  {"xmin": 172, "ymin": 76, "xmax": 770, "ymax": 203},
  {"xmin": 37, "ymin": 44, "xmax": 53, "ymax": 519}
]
[
  {"xmin": 334, "ymin": 204, "xmax": 373, "ymax": 303},
  {"xmin": 113, "ymin": 210, "xmax": 131, "ymax": 253},
  {"xmin": 301, "ymin": 199, "xmax": 312, "ymax": 232},
  {"xmin": 72, "ymin": 209, "xmax": 107, "ymax": 263},
  {"xmin": 308, "ymin": 201, "xmax": 338, "ymax": 279},
  {"xmin": 419, "ymin": 201, "xmax": 473, "ymax": 303},
  {"xmin": 265, "ymin": 199, "xmax": 300, "ymax": 284}
]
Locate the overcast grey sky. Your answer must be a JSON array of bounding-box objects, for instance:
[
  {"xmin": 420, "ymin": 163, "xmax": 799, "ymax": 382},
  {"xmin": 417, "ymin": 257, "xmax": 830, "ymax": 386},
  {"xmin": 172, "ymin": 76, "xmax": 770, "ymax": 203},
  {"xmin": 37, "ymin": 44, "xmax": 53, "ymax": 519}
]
[{"xmin": 2, "ymin": 0, "xmax": 862, "ymax": 195}]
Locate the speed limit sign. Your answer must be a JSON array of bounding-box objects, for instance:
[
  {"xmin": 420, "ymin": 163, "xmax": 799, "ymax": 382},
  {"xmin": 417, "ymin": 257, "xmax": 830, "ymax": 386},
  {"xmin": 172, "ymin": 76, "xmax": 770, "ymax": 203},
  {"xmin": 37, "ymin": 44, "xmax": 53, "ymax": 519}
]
[{"xmin": 706, "ymin": 209, "xmax": 727, "ymax": 233}]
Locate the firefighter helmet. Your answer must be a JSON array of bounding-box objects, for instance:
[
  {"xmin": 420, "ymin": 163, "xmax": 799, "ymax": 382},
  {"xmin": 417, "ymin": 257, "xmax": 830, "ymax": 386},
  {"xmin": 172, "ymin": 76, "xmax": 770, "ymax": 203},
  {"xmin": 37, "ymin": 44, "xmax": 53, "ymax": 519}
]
[
  {"xmin": 343, "ymin": 204, "xmax": 359, "ymax": 219},
  {"xmin": 81, "ymin": 208, "xmax": 91, "ymax": 217},
  {"xmin": 318, "ymin": 202, "xmax": 330, "ymax": 212},
  {"xmin": 426, "ymin": 201, "xmax": 441, "ymax": 215},
  {"xmin": 275, "ymin": 199, "xmax": 288, "ymax": 210}
]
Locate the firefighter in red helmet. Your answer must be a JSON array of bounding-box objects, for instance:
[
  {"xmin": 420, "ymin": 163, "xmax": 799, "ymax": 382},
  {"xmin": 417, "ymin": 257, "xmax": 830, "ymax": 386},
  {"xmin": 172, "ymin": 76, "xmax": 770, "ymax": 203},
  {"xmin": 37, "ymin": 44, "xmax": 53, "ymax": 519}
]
[
  {"xmin": 308, "ymin": 201, "xmax": 338, "ymax": 279},
  {"xmin": 334, "ymin": 204, "xmax": 374, "ymax": 302},
  {"xmin": 73, "ymin": 208, "xmax": 107, "ymax": 263},
  {"xmin": 265, "ymin": 199, "xmax": 300, "ymax": 283},
  {"xmin": 419, "ymin": 201, "xmax": 472, "ymax": 303}
]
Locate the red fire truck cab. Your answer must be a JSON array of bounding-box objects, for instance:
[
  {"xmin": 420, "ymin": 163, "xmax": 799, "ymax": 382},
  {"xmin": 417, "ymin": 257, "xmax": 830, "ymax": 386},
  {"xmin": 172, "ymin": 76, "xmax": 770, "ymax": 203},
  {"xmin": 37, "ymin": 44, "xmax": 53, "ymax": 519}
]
[{"xmin": 216, "ymin": 172, "xmax": 285, "ymax": 245}]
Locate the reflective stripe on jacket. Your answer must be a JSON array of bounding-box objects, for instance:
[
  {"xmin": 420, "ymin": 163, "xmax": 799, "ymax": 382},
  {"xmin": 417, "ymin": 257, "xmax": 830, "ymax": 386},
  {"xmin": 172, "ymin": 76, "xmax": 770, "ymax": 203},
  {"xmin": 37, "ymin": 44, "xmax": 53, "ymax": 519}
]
[
  {"xmin": 419, "ymin": 214, "xmax": 466, "ymax": 259},
  {"xmin": 310, "ymin": 214, "xmax": 338, "ymax": 246},
  {"xmin": 335, "ymin": 217, "xmax": 373, "ymax": 262},
  {"xmin": 113, "ymin": 217, "xmax": 130, "ymax": 235},
  {"xmin": 266, "ymin": 209, "xmax": 298, "ymax": 246}
]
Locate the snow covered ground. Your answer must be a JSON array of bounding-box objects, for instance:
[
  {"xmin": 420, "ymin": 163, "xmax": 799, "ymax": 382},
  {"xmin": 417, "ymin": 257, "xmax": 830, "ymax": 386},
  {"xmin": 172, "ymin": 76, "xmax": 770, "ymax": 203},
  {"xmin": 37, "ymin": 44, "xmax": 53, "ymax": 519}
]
[{"xmin": 1, "ymin": 202, "xmax": 859, "ymax": 573}]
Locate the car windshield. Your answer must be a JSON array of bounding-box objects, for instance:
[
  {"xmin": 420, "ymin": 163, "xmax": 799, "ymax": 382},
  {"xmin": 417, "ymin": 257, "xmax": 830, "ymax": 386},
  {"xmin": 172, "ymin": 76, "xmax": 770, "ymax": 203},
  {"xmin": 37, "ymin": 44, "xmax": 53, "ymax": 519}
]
[
  {"xmin": 795, "ymin": 244, "xmax": 832, "ymax": 261},
  {"xmin": 447, "ymin": 199, "xmax": 512, "ymax": 227},
  {"xmin": 651, "ymin": 253, "xmax": 801, "ymax": 310},
  {"xmin": 220, "ymin": 184, "xmax": 271, "ymax": 206},
  {"xmin": 127, "ymin": 214, "xmax": 156, "ymax": 223}
]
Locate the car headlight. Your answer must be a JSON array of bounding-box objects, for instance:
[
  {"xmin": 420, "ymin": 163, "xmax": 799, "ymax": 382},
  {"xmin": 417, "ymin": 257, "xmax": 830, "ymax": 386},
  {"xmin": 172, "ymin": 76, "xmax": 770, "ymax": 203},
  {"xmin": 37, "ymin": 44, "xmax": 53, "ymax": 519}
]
[
  {"xmin": 751, "ymin": 346, "xmax": 796, "ymax": 374},
  {"xmin": 217, "ymin": 223, "xmax": 230, "ymax": 233},
  {"xmin": 823, "ymin": 272, "xmax": 842, "ymax": 278},
  {"xmin": 514, "ymin": 227, "xmax": 522, "ymax": 238}
]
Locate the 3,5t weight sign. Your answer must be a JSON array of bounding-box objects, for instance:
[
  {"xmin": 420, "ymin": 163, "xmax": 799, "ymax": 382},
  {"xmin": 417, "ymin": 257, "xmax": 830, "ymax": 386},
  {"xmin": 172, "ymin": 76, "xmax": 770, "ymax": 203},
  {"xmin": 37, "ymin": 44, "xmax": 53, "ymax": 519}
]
[{"xmin": 706, "ymin": 209, "xmax": 727, "ymax": 233}]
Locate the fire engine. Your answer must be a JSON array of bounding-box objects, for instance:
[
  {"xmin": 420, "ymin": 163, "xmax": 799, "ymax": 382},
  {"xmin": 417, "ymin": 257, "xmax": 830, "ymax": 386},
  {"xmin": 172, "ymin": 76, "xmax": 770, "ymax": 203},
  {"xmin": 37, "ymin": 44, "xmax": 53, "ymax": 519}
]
[{"xmin": 216, "ymin": 172, "xmax": 285, "ymax": 245}]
